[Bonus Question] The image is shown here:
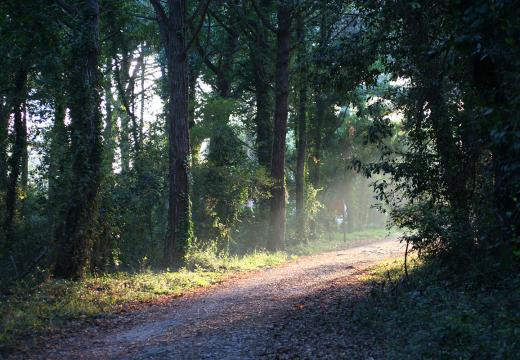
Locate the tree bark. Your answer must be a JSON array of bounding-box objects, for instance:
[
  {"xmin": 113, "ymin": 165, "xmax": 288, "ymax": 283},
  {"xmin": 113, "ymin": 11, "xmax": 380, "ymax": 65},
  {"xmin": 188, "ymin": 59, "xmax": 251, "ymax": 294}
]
[
  {"xmin": 3, "ymin": 68, "xmax": 27, "ymax": 248},
  {"xmin": 295, "ymin": 15, "xmax": 307, "ymax": 242},
  {"xmin": 0, "ymin": 97, "xmax": 8, "ymax": 202},
  {"xmin": 48, "ymin": 95, "xmax": 68, "ymax": 236},
  {"xmin": 188, "ymin": 54, "xmax": 202, "ymax": 163},
  {"xmin": 311, "ymin": 92, "xmax": 324, "ymax": 188},
  {"xmin": 21, "ymin": 103, "xmax": 28, "ymax": 196},
  {"xmin": 114, "ymin": 47, "xmax": 139, "ymax": 172},
  {"xmin": 54, "ymin": 0, "xmax": 103, "ymax": 279},
  {"xmin": 139, "ymin": 45, "xmax": 146, "ymax": 142},
  {"xmin": 310, "ymin": 11, "xmax": 329, "ymax": 189},
  {"xmin": 103, "ymin": 61, "xmax": 115, "ymax": 169},
  {"xmin": 152, "ymin": 0, "xmax": 193, "ymax": 266},
  {"xmin": 0, "ymin": 98, "xmax": 7, "ymax": 244},
  {"xmin": 268, "ymin": 3, "xmax": 292, "ymax": 251},
  {"xmin": 251, "ymin": 20, "xmax": 272, "ymax": 169}
]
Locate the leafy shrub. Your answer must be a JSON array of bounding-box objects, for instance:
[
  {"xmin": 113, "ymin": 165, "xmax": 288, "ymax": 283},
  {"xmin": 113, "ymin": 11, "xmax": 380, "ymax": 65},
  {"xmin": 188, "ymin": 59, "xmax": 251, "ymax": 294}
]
[{"xmin": 357, "ymin": 258, "xmax": 520, "ymax": 359}]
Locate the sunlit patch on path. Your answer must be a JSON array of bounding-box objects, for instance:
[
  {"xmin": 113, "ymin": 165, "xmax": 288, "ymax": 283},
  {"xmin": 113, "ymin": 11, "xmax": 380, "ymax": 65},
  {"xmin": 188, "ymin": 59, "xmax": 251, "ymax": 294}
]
[{"xmin": 18, "ymin": 240, "xmax": 403, "ymax": 360}]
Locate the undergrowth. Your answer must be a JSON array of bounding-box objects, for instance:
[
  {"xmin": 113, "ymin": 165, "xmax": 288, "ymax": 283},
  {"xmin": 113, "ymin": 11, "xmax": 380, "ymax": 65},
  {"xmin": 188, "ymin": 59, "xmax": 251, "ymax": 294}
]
[
  {"xmin": 0, "ymin": 250, "xmax": 287, "ymax": 351},
  {"xmin": 0, "ymin": 228, "xmax": 392, "ymax": 351},
  {"xmin": 357, "ymin": 257, "xmax": 520, "ymax": 359}
]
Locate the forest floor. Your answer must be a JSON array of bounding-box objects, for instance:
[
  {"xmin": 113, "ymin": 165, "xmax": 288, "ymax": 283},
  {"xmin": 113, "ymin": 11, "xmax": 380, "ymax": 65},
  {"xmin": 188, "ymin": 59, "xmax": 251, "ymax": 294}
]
[{"xmin": 8, "ymin": 239, "xmax": 402, "ymax": 359}]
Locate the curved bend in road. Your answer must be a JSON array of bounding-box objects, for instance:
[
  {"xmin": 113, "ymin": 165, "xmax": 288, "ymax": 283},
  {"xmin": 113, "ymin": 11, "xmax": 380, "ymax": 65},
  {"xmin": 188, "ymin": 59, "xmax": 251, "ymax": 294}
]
[{"xmin": 36, "ymin": 240, "xmax": 402, "ymax": 360}]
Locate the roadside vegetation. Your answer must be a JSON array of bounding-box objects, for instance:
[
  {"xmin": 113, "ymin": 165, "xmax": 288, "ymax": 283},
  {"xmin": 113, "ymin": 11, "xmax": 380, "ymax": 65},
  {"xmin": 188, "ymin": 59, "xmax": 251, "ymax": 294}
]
[
  {"xmin": 1, "ymin": 0, "xmax": 518, "ymax": 357},
  {"xmin": 0, "ymin": 250, "xmax": 286, "ymax": 350},
  {"xmin": 357, "ymin": 257, "xmax": 520, "ymax": 359},
  {"xmin": 1, "ymin": 229, "xmax": 393, "ymax": 350}
]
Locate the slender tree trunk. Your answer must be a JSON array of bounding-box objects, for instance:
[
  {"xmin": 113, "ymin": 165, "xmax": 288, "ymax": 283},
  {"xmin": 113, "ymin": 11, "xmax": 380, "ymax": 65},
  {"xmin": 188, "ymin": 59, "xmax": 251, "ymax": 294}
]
[
  {"xmin": 255, "ymin": 82, "xmax": 272, "ymax": 168},
  {"xmin": 312, "ymin": 95, "xmax": 324, "ymax": 187},
  {"xmin": 114, "ymin": 50, "xmax": 132, "ymax": 173},
  {"xmin": 268, "ymin": 3, "xmax": 292, "ymax": 251},
  {"xmin": 0, "ymin": 98, "xmax": 8, "ymax": 244},
  {"xmin": 152, "ymin": 0, "xmax": 193, "ymax": 266},
  {"xmin": 21, "ymin": 102, "xmax": 28, "ymax": 191},
  {"xmin": 103, "ymin": 62, "xmax": 115, "ymax": 169},
  {"xmin": 251, "ymin": 28, "xmax": 272, "ymax": 169},
  {"xmin": 140, "ymin": 45, "xmax": 146, "ymax": 142},
  {"xmin": 0, "ymin": 97, "xmax": 8, "ymax": 197},
  {"xmin": 129, "ymin": 52, "xmax": 142, "ymax": 154},
  {"xmin": 48, "ymin": 96, "xmax": 68, "ymax": 233},
  {"xmin": 310, "ymin": 11, "xmax": 329, "ymax": 189},
  {"xmin": 188, "ymin": 54, "xmax": 202, "ymax": 164},
  {"xmin": 3, "ymin": 68, "xmax": 27, "ymax": 248},
  {"xmin": 245, "ymin": 5, "xmax": 273, "ymax": 247},
  {"xmin": 20, "ymin": 103, "xmax": 29, "ymax": 219},
  {"xmin": 54, "ymin": 0, "xmax": 103, "ymax": 279},
  {"xmin": 295, "ymin": 15, "xmax": 307, "ymax": 242},
  {"xmin": 249, "ymin": 0, "xmax": 273, "ymax": 169}
]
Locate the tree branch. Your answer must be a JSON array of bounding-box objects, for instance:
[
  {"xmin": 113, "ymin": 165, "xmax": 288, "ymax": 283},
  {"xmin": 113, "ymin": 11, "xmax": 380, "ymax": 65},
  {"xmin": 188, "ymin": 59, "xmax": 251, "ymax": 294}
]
[
  {"xmin": 149, "ymin": 0, "xmax": 168, "ymax": 28},
  {"xmin": 194, "ymin": 30, "xmax": 220, "ymax": 76},
  {"xmin": 208, "ymin": 9, "xmax": 236, "ymax": 37},
  {"xmin": 251, "ymin": 0, "xmax": 276, "ymax": 33},
  {"xmin": 185, "ymin": 0, "xmax": 212, "ymax": 52}
]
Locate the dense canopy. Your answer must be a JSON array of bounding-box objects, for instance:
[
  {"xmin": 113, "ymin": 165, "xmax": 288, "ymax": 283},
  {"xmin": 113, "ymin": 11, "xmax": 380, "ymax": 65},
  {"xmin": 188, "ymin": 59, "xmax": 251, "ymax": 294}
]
[{"xmin": 0, "ymin": 0, "xmax": 518, "ymax": 296}]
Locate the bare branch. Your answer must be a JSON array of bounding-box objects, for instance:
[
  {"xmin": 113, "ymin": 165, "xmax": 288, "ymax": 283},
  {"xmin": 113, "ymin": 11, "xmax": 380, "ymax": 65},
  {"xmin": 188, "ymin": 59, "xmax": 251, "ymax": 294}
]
[
  {"xmin": 194, "ymin": 36, "xmax": 220, "ymax": 75},
  {"xmin": 187, "ymin": 0, "xmax": 210, "ymax": 23}
]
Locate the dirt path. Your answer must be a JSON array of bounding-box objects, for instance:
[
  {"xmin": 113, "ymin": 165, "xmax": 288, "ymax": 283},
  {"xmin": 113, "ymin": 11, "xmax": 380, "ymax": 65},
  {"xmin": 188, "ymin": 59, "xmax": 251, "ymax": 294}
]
[{"xmin": 22, "ymin": 240, "xmax": 403, "ymax": 359}]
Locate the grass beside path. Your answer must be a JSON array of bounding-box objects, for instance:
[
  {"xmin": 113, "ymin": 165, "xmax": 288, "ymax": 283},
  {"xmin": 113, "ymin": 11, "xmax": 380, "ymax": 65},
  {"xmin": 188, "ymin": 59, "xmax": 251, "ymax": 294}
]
[
  {"xmin": 0, "ymin": 251, "xmax": 288, "ymax": 351},
  {"xmin": 290, "ymin": 228, "xmax": 400, "ymax": 255},
  {"xmin": 0, "ymin": 228, "xmax": 396, "ymax": 351}
]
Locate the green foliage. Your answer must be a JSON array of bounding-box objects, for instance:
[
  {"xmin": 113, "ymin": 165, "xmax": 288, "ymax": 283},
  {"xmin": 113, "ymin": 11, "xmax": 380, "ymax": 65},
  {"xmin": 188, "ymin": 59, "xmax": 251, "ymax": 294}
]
[
  {"xmin": 358, "ymin": 0, "xmax": 520, "ymax": 274},
  {"xmin": 0, "ymin": 270, "xmax": 220, "ymax": 349},
  {"xmin": 357, "ymin": 258, "xmax": 520, "ymax": 359},
  {"xmin": 185, "ymin": 245, "xmax": 287, "ymax": 272}
]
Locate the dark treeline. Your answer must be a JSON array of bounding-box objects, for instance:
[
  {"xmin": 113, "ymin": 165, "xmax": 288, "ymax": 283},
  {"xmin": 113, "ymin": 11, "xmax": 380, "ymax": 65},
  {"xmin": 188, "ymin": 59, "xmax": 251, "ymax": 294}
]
[{"xmin": 0, "ymin": 0, "xmax": 518, "ymax": 282}]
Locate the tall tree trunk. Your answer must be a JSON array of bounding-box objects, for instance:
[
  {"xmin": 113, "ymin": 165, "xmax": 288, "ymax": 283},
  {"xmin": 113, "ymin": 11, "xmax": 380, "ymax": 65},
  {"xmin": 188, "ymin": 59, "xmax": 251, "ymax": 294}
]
[
  {"xmin": 21, "ymin": 103, "xmax": 28, "ymax": 191},
  {"xmin": 119, "ymin": 115, "xmax": 130, "ymax": 173},
  {"xmin": 20, "ymin": 102, "xmax": 28, "ymax": 217},
  {"xmin": 114, "ymin": 50, "xmax": 132, "ymax": 173},
  {"xmin": 0, "ymin": 98, "xmax": 8, "ymax": 244},
  {"xmin": 152, "ymin": 0, "xmax": 193, "ymax": 266},
  {"xmin": 255, "ymin": 81, "xmax": 272, "ymax": 168},
  {"xmin": 311, "ymin": 94, "xmax": 324, "ymax": 188},
  {"xmin": 268, "ymin": 3, "xmax": 292, "ymax": 251},
  {"xmin": 251, "ymin": 23, "xmax": 272, "ymax": 169},
  {"xmin": 139, "ymin": 45, "xmax": 146, "ymax": 142},
  {"xmin": 103, "ymin": 62, "xmax": 115, "ymax": 169},
  {"xmin": 188, "ymin": 54, "xmax": 202, "ymax": 164},
  {"xmin": 310, "ymin": 11, "xmax": 328, "ymax": 189},
  {"xmin": 48, "ymin": 96, "xmax": 68, "ymax": 237},
  {"xmin": 3, "ymin": 68, "xmax": 27, "ymax": 248},
  {"xmin": 54, "ymin": 0, "xmax": 103, "ymax": 279},
  {"xmin": 295, "ymin": 15, "xmax": 307, "ymax": 242},
  {"xmin": 0, "ymin": 98, "xmax": 8, "ymax": 183}
]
